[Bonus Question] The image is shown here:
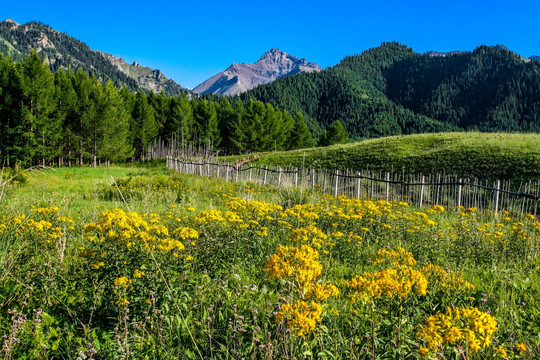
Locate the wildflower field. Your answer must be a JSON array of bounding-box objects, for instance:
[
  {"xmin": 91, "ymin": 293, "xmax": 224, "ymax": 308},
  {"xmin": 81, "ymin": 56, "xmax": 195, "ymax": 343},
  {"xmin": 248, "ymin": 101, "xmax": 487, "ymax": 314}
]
[{"xmin": 0, "ymin": 166, "xmax": 538, "ymax": 359}]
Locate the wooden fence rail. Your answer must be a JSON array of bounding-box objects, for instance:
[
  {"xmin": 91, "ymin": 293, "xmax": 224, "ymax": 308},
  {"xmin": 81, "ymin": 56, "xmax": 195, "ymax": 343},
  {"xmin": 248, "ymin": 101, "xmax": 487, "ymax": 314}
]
[{"xmin": 166, "ymin": 157, "xmax": 540, "ymax": 215}]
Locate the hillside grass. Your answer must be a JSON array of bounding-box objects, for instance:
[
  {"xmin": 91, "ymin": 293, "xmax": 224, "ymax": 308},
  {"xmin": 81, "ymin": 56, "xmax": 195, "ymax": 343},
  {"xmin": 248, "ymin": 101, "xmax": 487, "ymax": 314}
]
[{"xmin": 222, "ymin": 132, "xmax": 540, "ymax": 180}]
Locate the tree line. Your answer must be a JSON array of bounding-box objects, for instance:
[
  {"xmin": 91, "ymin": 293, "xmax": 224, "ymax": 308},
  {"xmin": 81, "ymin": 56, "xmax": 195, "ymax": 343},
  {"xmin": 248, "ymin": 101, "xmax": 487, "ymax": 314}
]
[{"xmin": 0, "ymin": 51, "xmax": 326, "ymax": 167}]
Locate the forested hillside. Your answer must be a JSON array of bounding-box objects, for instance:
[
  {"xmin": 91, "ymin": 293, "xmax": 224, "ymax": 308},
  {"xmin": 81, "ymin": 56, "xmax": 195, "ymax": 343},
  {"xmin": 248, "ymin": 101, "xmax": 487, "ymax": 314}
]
[
  {"xmin": 0, "ymin": 52, "xmax": 313, "ymax": 166},
  {"xmin": 243, "ymin": 42, "xmax": 540, "ymax": 139},
  {"xmin": 0, "ymin": 20, "xmax": 189, "ymax": 96}
]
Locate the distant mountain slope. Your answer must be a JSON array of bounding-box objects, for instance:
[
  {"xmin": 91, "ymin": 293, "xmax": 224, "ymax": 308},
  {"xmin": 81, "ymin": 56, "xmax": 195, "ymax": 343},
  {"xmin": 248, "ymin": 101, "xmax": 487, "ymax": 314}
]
[
  {"xmin": 193, "ymin": 48, "xmax": 322, "ymax": 96},
  {"xmin": 243, "ymin": 42, "xmax": 540, "ymax": 138},
  {"xmin": 0, "ymin": 19, "xmax": 189, "ymax": 96}
]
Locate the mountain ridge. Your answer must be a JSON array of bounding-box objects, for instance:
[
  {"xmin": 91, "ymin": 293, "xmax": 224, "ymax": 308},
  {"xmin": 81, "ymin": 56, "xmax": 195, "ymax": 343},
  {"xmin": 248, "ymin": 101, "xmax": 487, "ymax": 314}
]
[
  {"xmin": 243, "ymin": 42, "xmax": 540, "ymax": 139},
  {"xmin": 193, "ymin": 48, "xmax": 322, "ymax": 96},
  {"xmin": 0, "ymin": 19, "xmax": 190, "ymax": 96}
]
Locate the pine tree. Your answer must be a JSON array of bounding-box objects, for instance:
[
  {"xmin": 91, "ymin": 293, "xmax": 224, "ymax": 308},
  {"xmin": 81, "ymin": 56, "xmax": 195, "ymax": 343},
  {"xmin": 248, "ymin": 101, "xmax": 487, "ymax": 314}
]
[
  {"xmin": 167, "ymin": 92, "xmax": 193, "ymax": 144},
  {"xmin": 216, "ymin": 98, "xmax": 235, "ymax": 152},
  {"xmin": 53, "ymin": 68, "xmax": 78, "ymax": 166},
  {"xmin": 0, "ymin": 54, "xmax": 25, "ymax": 165},
  {"xmin": 229, "ymin": 100, "xmax": 248, "ymax": 153},
  {"xmin": 148, "ymin": 90, "xmax": 168, "ymax": 139},
  {"xmin": 71, "ymin": 69, "xmax": 98, "ymax": 165},
  {"xmin": 99, "ymin": 81, "xmax": 134, "ymax": 163},
  {"xmin": 19, "ymin": 50, "xmax": 57, "ymax": 165},
  {"xmin": 193, "ymin": 99, "xmax": 220, "ymax": 147},
  {"xmin": 131, "ymin": 90, "xmax": 157, "ymax": 159},
  {"xmin": 287, "ymin": 112, "xmax": 314, "ymax": 149},
  {"xmin": 323, "ymin": 120, "xmax": 349, "ymax": 146}
]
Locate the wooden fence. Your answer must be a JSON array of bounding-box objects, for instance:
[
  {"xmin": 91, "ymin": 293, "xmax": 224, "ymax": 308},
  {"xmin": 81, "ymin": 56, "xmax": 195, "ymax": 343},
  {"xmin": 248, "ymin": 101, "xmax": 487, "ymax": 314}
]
[{"xmin": 166, "ymin": 157, "xmax": 540, "ymax": 215}]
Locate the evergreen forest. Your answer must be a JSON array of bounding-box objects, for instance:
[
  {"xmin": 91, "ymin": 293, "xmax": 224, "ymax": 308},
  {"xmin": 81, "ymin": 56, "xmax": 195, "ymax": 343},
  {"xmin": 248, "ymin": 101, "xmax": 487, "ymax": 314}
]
[{"xmin": 0, "ymin": 51, "xmax": 314, "ymax": 166}]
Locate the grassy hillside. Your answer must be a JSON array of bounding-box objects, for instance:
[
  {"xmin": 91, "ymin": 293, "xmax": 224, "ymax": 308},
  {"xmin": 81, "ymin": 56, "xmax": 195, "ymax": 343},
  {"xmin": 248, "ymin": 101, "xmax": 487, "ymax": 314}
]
[{"xmin": 222, "ymin": 132, "xmax": 540, "ymax": 180}]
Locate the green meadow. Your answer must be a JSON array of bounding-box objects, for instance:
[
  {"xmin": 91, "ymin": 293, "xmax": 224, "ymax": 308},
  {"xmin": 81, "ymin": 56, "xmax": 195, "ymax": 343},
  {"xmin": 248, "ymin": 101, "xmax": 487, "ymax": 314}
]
[{"xmin": 0, "ymin": 165, "xmax": 538, "ymax": 359}]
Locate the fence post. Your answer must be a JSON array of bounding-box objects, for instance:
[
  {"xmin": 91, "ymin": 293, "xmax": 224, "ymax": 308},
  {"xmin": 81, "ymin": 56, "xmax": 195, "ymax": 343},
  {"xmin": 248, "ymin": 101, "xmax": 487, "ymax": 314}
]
[
  {"xmin": 216, "ymin": 163, "xmax": 220, "ymax": 178},
  {"xmin": 226, "ymin": 164, "xmax": 230, "ymax": 181},
  {"xmin": 419, "ymin": 175, "xmax": 425, "ymax": 208},
  {"xmin": 278, "ymin": 168, "xmax": 282, "ymax": 186},
  {"xmin": 385, "ymin": 172, "xmax": 390, "ymax": 200},
  {"xmin": 264, "ymin": 166, "xmax": 268, "ymax": 185},
  {"xmin": 334, "ymin": 170, "xmax": 339, "ymax": 197},
  {"xmin": 295, "ymin": 168, "xmax": 298, "ymax": 187},
  {"xmin": 357, "ymin": 172, "xmax": 361, "ymax": 198},
  {"xmin": 457, "ymin": 178, "xmax": 462, "ymax": 209},
  {"xmin": 435, "ymin": 174, "xmax": 441, "ymax": 205},
  {"xmin": 249, "ymin": 167, "xmax": 252, "ymax": 182},
  {"xmin": 494, "ymin": 179, "xmax": 501, "ymax": 213},
  {"xmin": 535, "ymin": 179, "xmax": 540, "ymax": 218}
]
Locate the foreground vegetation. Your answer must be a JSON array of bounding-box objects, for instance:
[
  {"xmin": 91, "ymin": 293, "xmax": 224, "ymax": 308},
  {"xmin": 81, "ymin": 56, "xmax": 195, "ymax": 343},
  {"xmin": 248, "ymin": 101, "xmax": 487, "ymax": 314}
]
[
  {"xmin": 223, "ymin": 132, "xmax": 540, "ymax": 180},
  {"xmin": 0, "ymin": 166, "xmax": 538, "ymax": 359}
]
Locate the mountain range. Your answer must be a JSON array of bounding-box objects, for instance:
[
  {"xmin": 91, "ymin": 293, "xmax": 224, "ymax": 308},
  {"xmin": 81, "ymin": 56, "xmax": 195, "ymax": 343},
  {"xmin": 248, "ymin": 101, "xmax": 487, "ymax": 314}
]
[
  {"xmin": 0, "ymin": 19, "xmax": 324, "ymax": 97},
  {"xmin": 1, "ymin": 18, "xmax": 540, "ymax": 141},
  {"xmin": 193, "ymin": 48, "xmax": 322, "ymax": 96}
]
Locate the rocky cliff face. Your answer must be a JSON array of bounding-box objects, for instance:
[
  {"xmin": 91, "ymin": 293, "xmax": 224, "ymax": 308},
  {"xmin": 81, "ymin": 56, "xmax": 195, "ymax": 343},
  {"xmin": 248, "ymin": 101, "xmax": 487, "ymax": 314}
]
[
  {"xmin": 96, "ymin": 50, "xmax": 186, "ymax": 95},
  {"xmin": 0, "ymin": 19, "xmax": 189, "ymax": 96},
  {"xmin": 193, "ymin": 48, "xmax": 322, "ymax": 96}
]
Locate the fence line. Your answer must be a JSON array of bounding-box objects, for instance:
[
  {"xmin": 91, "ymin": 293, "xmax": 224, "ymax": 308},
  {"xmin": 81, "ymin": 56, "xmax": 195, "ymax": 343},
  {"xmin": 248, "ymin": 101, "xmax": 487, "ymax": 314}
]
[{"xmin": 166, "ymin": 157, "xmax": 540, "ymax": 215}]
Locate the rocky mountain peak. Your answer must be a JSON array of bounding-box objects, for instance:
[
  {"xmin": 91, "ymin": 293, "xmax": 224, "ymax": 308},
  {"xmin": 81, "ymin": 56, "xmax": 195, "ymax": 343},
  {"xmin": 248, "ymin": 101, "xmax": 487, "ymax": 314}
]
[
  {"xmin": 259, "ymin": 48, "xmax": 296, "ymax": 61},
  {"xmin": 194, "ymin": 49, "xmax": 322, "ymax": 96},
  {"xmin": 2, "ymin": 19, "xmax": 20, "ymax": 27},
  {"xmin": 258, "ymin": 48, "xmax": 295, "ymax": 62}
]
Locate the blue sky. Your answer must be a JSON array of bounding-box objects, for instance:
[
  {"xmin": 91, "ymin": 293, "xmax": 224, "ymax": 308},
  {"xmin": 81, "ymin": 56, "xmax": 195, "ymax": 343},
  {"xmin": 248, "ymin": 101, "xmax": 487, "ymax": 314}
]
[{"xmin": 3, "ymin": 0, "xmax": 540, "ymax": 89}]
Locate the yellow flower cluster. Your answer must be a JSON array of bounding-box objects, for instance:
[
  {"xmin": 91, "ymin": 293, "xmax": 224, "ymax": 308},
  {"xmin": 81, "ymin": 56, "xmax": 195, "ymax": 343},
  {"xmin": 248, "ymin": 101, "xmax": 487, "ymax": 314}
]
[
  {"xmin": 290, "ymin": 224, "xmax": 328, "ymax": 249},
  {"xmin": 282, "ymin": 204, "xmax": 321, "ymax": 223},
  {"xmin": 133, "ymin": 269, "xmax": 145, "ymax": 278},
  {"xmin": 275, "ymin": 301, "xmax": 323, "ymax": 336},
  {"xmin": 420, "ymin": 264, "xmax": 475, "ymax": 292},
  {"xmin": 83, "ymin": 208, "xmax": 186, "ymax": 255},
  {"xmin": 427, "ymin": 205, "xmax": 445, "ymax": 214},
  {"xmin": 303, "ymin": 282, "xmax": 340, "ymax": 301},
  {"xmin": 113, "ymin": 276, "xmax": 132, "ymax": 287},
  {"xmin": 192, "ymin": 209, "xmax": 226, "ymax": 223},
  {"xmin": 264, "ymin": 244, "xmax": 322, "ymax": 284},
  {"xmin": 226, "ymin": 197, "xmax": 282, "ymax": 219},
  {"xmin": 417, "ymin": 306, "xmax": 498, "ymax": 355},
  {"xmin": 348, "ymin": 265, "xmax": 428, "ymax": 302},
  {"xmin": 20, "ymin": 218, "xmax": 64, "ymax": 241},
  {"xmin": 32, "ymin": 205, "xmax": 59, "ymax": 216},
  {"xmin": 373, "ymin": 246, "xmax": 417, "ymax": 267},
  {"xmin": 266, "ymin": 243, "xmax": 338, "ymax": 336},
  {"xmin": 171, "ymin": 226, "xmax": 199, "ymax": 240}
]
